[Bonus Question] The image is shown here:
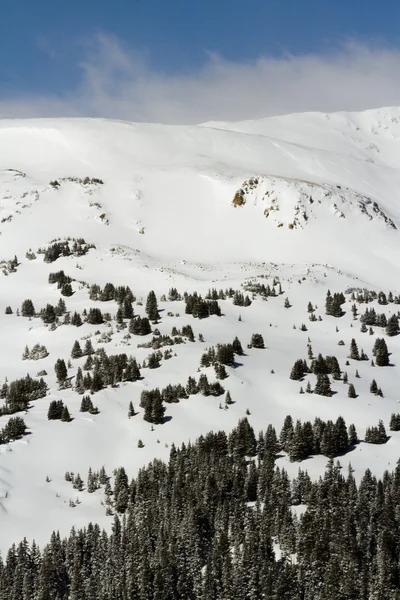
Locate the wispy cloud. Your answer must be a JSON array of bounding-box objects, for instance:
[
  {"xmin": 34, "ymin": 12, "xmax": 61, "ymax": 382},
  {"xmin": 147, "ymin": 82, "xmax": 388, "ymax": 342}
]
[{"xmin": 1, "ymin": 34, "xmax": 400, "ymax": 123}]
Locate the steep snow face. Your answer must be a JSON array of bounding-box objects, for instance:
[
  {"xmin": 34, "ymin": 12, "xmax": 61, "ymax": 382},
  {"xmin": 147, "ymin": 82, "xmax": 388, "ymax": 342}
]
[
  {"xmin": 0, "ymin": 109, "xmax": 400, "ymax": 551},
  {"xmin": 232, "ymin": 175, "xmax": 396, "ymax": 229},
  {"xmin": 0, "ymin": 110, "xmax": 399, "ymax": 285}
]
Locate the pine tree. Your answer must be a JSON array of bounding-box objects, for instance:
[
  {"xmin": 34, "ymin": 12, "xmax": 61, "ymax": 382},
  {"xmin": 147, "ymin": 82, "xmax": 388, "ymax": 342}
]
[
  {"xmin": 370, "ymin": 379, "xmax": 378, "ymax": 394},
  {"xmin": 128, "ymin": 401, "xmax": 135, "ymax": 417},
  {"xmin": 314, "ymin": 374, "xmax": 332, "ymax": 397},
  {"xmin": 389, "ymin": 413, "xmax": 400, "ymax": 431},
  {"xmin": 71, "ymin": 341, "xmax": 83, "ymax": 359},
  {"xmin": 145, "ymin": 291, "xmax": 160, "ymax": 321},
  {"xmin": 83, "ymin": 339, "xmax": 95, "ymax": 355},
  {"xmin": 21, "ymin": 299, "xmax": 35, "ymax": 317},
  {"xmin": 349, "ymin": 338, "xmax": 360, "ymax": 360},
  {"xmin": 348, "ymin": 383, "xmax": 357, "ymax": 398},
  {"xmin": 250, "ymin": 333, "xmax": 265, "ymax": 349},
  {"xmin": 232, "ymin": 336, "xmax": 243, "ymax": 355},
  {"xmin": 373, "ymin": 338, "xmax": 390, "ymax": 366},
  {"xmin": 348, "ymin": 423, "xmax": 359, "ymax": 445},
  {"xmin": 225, "ymin": 391, "xmax": 233, "ymax": 405},
  {"xmin": 54, "ymin": 359, "xmax": 67, "ymax": 385},
  {"xmin": 61, "ymin": 405, "xmax": 71, "ymax": 422}
]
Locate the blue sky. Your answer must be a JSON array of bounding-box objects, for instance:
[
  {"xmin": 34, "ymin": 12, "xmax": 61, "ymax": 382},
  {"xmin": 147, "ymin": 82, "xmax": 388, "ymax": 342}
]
[{"xmin": 1, "ymin": 0, "xmax": 399, "ymax": 122}]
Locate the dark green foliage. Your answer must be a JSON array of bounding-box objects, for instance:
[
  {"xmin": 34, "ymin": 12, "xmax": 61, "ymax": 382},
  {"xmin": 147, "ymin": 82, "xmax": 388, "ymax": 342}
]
[
  {"xmin": 386, "ymin": 314, "xmax": 399, "ymax": 336},
  {"xmin": 290, "ymin": 359, "xmax": 308, "ymax": 380},
  {"xmin": 232, "ymin": 291, "xmax": 251, "ymax": 306},
  {"xmin": 232, "ymin": 336, "xmax": 243, "ymax": 355},
  {"xmin": 348, "ymin": 383, "xmax": 357, "ymax": 398},
  {"xmin": 86, "ymin": 308, "xmax": 103, "ymax": 325},
  {"xmin": 370, "ymin": 379, "xmax": 378, "ymax": 394},
  {"xmin": 48, "ymin": 270, "xmax": 71, "ymax": 286},
  {"xmin": 389, "ymin": 413, "xmax": 400, "ymax": 431},
  {"xmin": 349, "ymin": 338, "xmax": 360, "ymax": 360},
  {"xmin": 71, "ymin": 340, "xmax": 82, "ymax": 359},
  {"xmin": 5, "ymin": 306, "xmax": 12, "ymax": 314},
  {"xmin": 21, "ymin": 298, "xmax": 35, "ymax": 317},
  {"xmin": 128, "ymin": 401, "xmax": 135, "ymax": 417},
  {"xmin": 325, "ymin": 290, "xmax": 345, "ymax": 317},
  {"xmin": 214, "ymin": 362, "xmax": 228, "ymax": 380},
  {"xmin": 3, "ymin": 418, "xmax": 400, "ymax": 599},
  {"xmin": 181, "ymin": 324, "xmax": 194, "ymax": 341},
  {"xmin": 185, "ymin": 292, "xmax": 221, "ymax": 318},
  {"xmin": 314, "ymin": 373, "xmax": 332, "ymax": 397},
  {"xmin": 54, "ymin": 359, "xmax": 67, "ymax": 384},
  {"xmin": 0, "ymin": 374, "xmax": 47, "ymax": 416},
  {"xmin": 365, "ymin": 420, "xmax": 387, "ymax": 444},
  {"xmin": 61, "ymin": 405, "xmax": 71, "ymax": 422},
  {"xmin": 225, "ymin": 390, "xmax": 233, "ymax": 405},
  {"xmin": 47, "ymin": 400, "xmax": 64, "ymax": 420},
  {"xmin": 250, "ymin": 333, "xmax": 265, "ymax": 349},
  {"xmin": 129, "ymin": 316, "xmax": 152, "ymax": 336},
  {"xmin": 43, "ymin": 239, "xmax": 95, "ymax": 263},
  {"xmin": 41, "ymin": 303, "xmax": 56, "ymax": 324},
  {"xmin": 140, "ymin": 389, "xmax": 164, "ymax": 424},
  {"xmin": 228, "ymin": 417, "xmax": 257, "ymax": 456},
  {"xmin": 147, "ymin": 351, "xmax": 162, "ymax": 369},
  {"xmin": 0, "ymin": 416, "xmax": 27, "ymax": 444},
  {"xmin": 79, "ymin": 395, "xmax": 98, "ymax": 414},
  {"xmin": 347, "ymin": 423, "xmax": 358, "ymax": 445},
  {"xmin": 145, "ymin": 290, "xmax": 160, "ymax": 321},
  {"xmin": 373, "ymin": 338, "xmax": 390, "ymax": 366},
  {"xmin": 83, "ymin": 339, "xmax": 95, "ymax": 355},
  {"xmin": 60, "ymin": 282, "xmax": 73, "ymax": 297},
  {"xmin": 168, "ymin": 287, "xmax": 180, "ymax": 301},
  {"xmin": 71, "ymin": 311, "xmax": 82, "ymax": 327}
]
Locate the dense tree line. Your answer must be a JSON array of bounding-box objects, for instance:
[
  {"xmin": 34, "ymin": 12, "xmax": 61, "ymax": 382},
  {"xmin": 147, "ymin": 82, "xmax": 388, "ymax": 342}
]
[
  {"xmin": 0, "ymin": 374, "xmax": 47, "ymax": 415},
  {"xmin": 140, "ymin": 375, "xmax": 226, "ymax": 422},
  {"xmin": 279, "ymin": 414, "xmax": 358, "ymax": 461},
  {"xmin": 2, "ymin": 418, "xmax": 400, "ymax": 599},
  {"xmin": 40, "ymin": 238, "xmax": 95, "ymax": 263},
  {"xmin": 74, "ymin": 348, "xmax": 141, "ymax": 394},
  {"xmin": 0, "ymin": 415, "xmax": 27, "ymax": 444},
  {"xmin": 185, "ymin": 293, "xmax": 221, "ymax": 318}
]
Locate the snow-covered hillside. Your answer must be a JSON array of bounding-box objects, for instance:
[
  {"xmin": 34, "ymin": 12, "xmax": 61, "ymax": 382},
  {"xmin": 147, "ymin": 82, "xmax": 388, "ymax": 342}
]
[{"xmin": 0, "ymin": 108, "xmax": 400, "ymax": 551}]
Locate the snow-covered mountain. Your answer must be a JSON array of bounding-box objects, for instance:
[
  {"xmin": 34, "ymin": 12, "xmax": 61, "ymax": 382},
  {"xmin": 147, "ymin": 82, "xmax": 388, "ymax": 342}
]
[{"xmin": 1, "ymin": 108, "xmax": 400, "ymax": 551}]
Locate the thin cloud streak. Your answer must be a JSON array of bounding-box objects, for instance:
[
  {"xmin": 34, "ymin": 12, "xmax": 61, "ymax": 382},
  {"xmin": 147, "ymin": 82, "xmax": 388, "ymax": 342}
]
[{"xmin": 0, "ymin": 35, "xmax": 399, "ymax": 123}]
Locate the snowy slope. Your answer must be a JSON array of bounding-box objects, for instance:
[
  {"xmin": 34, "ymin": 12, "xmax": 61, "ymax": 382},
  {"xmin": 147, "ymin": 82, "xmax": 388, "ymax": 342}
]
[{"xmin": 0, "ymin": 108, "xmax": 400, "ymax": 551}]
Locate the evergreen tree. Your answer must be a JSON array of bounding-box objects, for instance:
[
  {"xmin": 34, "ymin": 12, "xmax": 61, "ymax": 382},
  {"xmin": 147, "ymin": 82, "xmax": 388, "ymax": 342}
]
[
  {"xmin": 389, "ymin": 413, "xmax": 400, "ymax": 431},
  {"xmin": 54, "ymin": 359, "xmax": 67, "ymax": 385},
  {"xmin": 83, "ymin": 339, "xmax": 95, "ymax": 355},
  {"xmin": 348, "ymin": 423, "xmax": 359, "ymax": 445},
  {"xmin": 314, "ymin": 373, "xmax": 332, "ymax": 397},
  {"xmin": 348, "ymin": 383, "xmax": 357, "ymax": 398},
  {"xmin": 370, "ymin": 379, "xmax": 378, "ymax": 394},
  {"xmin": 373, "ymin": 338, "xmax": 390, "ymax": 366},
  {"xmin": 21, "ymin": 299, "xmax": 35, "ymax": 317},
  {"xmin": 250, "ymin": 333, "xmax": 265, "ymax": 349},
  {"xmin": 232, "ymin": 336, "xmax": 244, "ymax": 355},
  {"xmin": 128, "ymin": 401, "xmax": 135, "ymax": 417},
  {"xmin": 145, "ymin": 291, "xmax": 160, "ymax": 321},
  {"xmin": 349, "ymin": 338, "xmax": 360, "ymax": 360},
  {"xmin": 61, "ymin": 405, "xmax": 71, "ymax": 422},
  {"xmin": 47, "ymin": 400, "xmax": 64, "ymax": 420},
  {"xmin": 71, "ymin": 341, "xmax": 83, "ymax": 359}
]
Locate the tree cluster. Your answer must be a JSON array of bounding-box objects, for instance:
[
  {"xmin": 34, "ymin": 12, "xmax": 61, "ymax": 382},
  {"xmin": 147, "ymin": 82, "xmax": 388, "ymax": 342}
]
[
  {"xmin": 0, "ymin": 374, "xmax": 47, "ymax": 415},
  {"xmin": 3, "ymin": 418, "xmax": 400, "ymax": 599}
]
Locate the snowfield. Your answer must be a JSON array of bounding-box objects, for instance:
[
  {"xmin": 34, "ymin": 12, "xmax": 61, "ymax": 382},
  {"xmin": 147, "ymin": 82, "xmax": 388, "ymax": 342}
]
[{"xmin": 0, "ymin": 107, "xmax": 400, "ymax": 551}]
